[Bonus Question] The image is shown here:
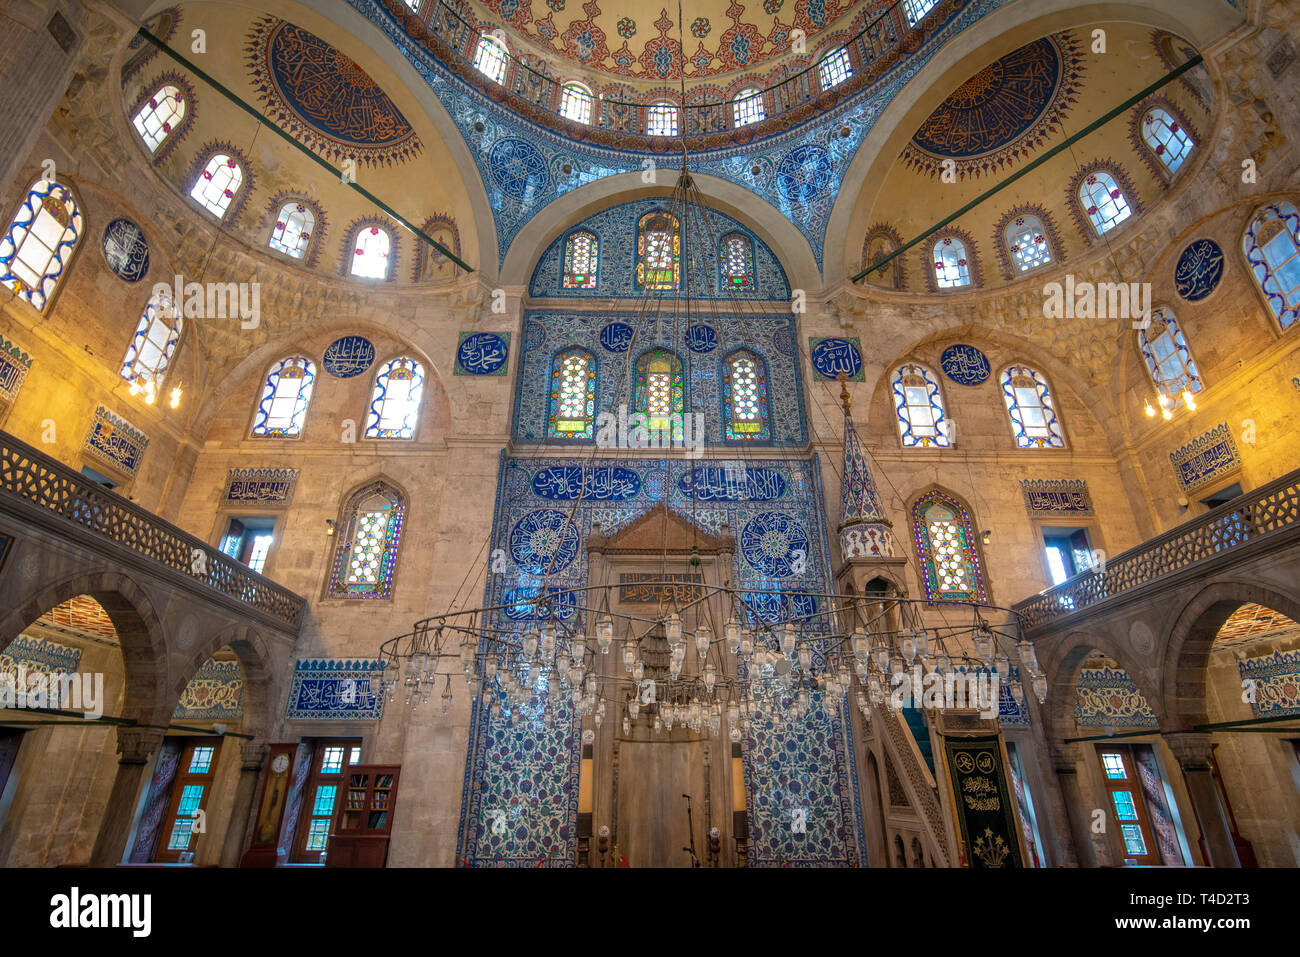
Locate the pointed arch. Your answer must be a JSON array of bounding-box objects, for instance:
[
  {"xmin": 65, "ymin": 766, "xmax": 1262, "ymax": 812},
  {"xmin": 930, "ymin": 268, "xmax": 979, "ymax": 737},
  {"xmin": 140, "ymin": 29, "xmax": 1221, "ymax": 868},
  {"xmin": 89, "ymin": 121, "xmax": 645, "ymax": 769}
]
[
  {"xmin": 547, "ymin": 347, "xmax": 597, "ymax": 440},
  {"xmin": 325, "ymin": 479, "xmax": 407, "ymax": 600},
  {"xmin": 0, "ymin": 178, "xmax": 84, "ymax": 312},
  {"xmin": 999, "ymin": 364, "xmax": 1066, "ymax": 449},
  {"xmin": 1241, "ymin": 199, "xmax": 1300, "ymax": 331},
  {"xmin": 890, "ymin": 362, "xmax": 951, "ymax": 448},
  {"xmin": 908, "ymin": 487, "xmax": 989, "ymax": 604},
  {"xmin": 562, "ymin": 228, "xmax": 599, "ymax": 289},
  {"xmin": 251, "ymin": 356, "xmax": 316, "ymax": 437},
  {"xmin": 185, "ymin": 142, "xmax": 253, "ymax": 222},
  {"xmin": 364, "ymin": 356, "xmax": 425, "ymax": 439},
  {"xmin": 120, "ymin": 292, "xmax": 183, "ymax": 394},
  {"xmin": 1139, "ymin": 306, "xmax": 1203, "ymax": 396},
  {"xmin": 636, "ymin": 210, "xmax": 680, "ymax": 290},
  {"xmin": 722, "ymin": 348, "xmax": 770, "ymax": 441},
  {"xmin": 720, "ymin": 231, "xmax": 755, "ymax": 288},
  {"xmin": 633, "ymin": 347, "xmax": 684, "ymax": 438}
]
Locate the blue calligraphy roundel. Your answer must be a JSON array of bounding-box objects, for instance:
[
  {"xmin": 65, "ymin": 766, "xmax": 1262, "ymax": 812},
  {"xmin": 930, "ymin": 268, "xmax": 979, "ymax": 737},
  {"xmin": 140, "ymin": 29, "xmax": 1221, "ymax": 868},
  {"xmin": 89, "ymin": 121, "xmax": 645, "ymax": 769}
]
[
  {"xmin": 810, "ymin": 337, "xmax": 862, "ymax": 380},
  {"xmin": 488, "ymin": 138, "xmax": 551, "ymax": 200},
  {"xmin": 739, "ymin": 512, "xmax": 811, "ymax": 578},
  {"xmin": 102, "ymin": 219, "xmax": 150, "ymax": 282},
  {"xmin": 775, "ymin": 144, "xmax": 833, "ymax": 203},
  {"xmin": 940, "ymin": 344, "xmax": 991, "ymax": 385},
  {"xmin": 509, "ymin": 509, "xmax": 581, "ymax": 574},
  {"xmin": 1173, "ymin": 238, "xmax": 1224, "ymax": 302},
  {"xmin": 457, "ymin": 332, "xmax": 509, "ymax": 375},
  {"xmin": 323, "ymin": 336, "xmax": 376, "ymax": 378},
  {"xmin": 599, "ymin": 322, "xmax": 635, "ymax": 352},
  {"xmin": 684, "ymin": 324, "xmax": 718, "ymax": 353}
]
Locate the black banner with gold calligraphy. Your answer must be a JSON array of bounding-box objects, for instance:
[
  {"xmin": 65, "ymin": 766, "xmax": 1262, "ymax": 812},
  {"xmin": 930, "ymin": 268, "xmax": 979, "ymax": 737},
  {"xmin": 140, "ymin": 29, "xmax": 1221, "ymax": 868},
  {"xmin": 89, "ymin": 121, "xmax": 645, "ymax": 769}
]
[{"xmin": 943, "ymin": 735, "xmax": 1023, "ymax": 869}]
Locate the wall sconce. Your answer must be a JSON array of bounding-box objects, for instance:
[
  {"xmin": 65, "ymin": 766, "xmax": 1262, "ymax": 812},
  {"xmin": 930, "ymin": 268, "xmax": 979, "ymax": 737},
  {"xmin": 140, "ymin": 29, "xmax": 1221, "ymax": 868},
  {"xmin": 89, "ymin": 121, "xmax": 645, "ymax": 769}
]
[
  {"xmin": 169, "ymin": 385, "xmax": 182, "ymax": 409},
  {"xmin": 325, "ymin": 519, "xmax": 336, "ymax": 536},
  {"xmin": 981, "ymin": 530, "xmax": 992, "ymax": 546}
]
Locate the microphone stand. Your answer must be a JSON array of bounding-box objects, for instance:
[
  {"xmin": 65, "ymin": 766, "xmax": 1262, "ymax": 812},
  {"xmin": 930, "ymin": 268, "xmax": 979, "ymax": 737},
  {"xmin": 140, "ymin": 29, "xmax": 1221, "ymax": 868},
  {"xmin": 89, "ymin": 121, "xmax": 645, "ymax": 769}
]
[{"xmin": 682, "ymin": 794, "xmax": 700, "ymax": 868}]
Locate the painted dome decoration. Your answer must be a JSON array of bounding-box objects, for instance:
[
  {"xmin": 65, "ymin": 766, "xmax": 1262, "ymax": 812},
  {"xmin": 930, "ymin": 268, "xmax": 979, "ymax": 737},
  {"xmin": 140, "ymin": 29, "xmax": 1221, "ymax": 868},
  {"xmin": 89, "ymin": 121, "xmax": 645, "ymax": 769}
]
[
  {"xmin": 245, "ymin": 17, "xmax": 423, "ymax": 167},
  {"xmin": 902, "ymin": 33, "xmax": 1085, "ymax": 179}
]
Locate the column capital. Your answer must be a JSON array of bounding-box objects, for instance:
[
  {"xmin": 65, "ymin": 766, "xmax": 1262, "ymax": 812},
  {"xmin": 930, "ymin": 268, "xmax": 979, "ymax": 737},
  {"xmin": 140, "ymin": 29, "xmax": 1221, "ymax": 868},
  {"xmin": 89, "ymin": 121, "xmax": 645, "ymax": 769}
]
[
  {"xmin": 115, "ymin": 726, "xmax": 165, "ymax": 764},
  {"xmin": 1050, "ymin": 742, "xmax": 1082, "ymax": 773},
  {"xmin": 1163, "ymin": 731, "xmax": 1215, "ymax": 770},
  {"xmin": 239, "ymin": 740, "xmax": 269, "ymax": 771}
]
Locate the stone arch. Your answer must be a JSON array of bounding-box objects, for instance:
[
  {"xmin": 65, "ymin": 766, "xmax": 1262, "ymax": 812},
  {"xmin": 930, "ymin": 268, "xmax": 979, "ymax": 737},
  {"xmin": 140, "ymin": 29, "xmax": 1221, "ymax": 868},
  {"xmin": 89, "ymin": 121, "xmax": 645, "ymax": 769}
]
[
  {"xmin": 1161, "ymin": 579, "xmax": 1300, "ymax": 730},
  {"xmin": 903, "ymin": 484, "xmax": 993, "ymax": 605},
  {"xmin": 1038, "ymin": 633, "xmax": 1165, "ymax": 749},
  {"xmin": 0, "ymin": 571, "xmax": 169, "ymax": 725},
  {"xmin": 172, "ymin": 625, "xmax": 277, "ymax": 740}
]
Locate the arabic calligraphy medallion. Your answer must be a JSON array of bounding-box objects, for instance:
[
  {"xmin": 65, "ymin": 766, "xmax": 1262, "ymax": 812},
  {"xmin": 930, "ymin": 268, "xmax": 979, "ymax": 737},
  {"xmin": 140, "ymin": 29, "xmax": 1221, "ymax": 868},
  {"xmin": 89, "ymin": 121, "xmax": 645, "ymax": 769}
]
[
  {"xmin": 940, "ymin": 344, "xmax": 991, "ymax": 385},
  {"xmin": 684, "ymin": 324, "xmax": 718, "ymax": 353},
  {"xmin": 509, "ymin": 509, "xmax": 581, "ymax": 574},
  {"xmin": 809, "ymin": 337, "xmax": 863, "ymax": 381},
  {"xmin": 322, "ymin": 336, "xmax": 376, "ymax": 378},
  {"xmin": 739, "ymin": 512, "xmax": 811, "ymax": 578},
  {"xmin": 457, "ymin": 332, "xmax": 510, "ymax": 375},
  {"xmin": 102, "ymin": 219, "xmax": 150, "ymax": 283},
  {"xmin": 599, "ymin": 322, "xmax": 635, "ymax": 352},
  {"xmin": 1173, "ymin": 238, "xmax": 1224, "ymax": 302}
]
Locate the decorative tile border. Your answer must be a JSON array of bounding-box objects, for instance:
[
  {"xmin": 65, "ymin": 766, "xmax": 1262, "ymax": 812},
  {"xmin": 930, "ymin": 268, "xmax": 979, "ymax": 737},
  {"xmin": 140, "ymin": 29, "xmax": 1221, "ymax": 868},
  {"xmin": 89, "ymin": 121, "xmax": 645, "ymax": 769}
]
[
  {"xmin": 1169, "ymin": 422, "xmax": 1240, "ymax": 492},
  {"xmin": 1239, "ymin": 649, "xmax": 1300, "ymax": 717},
  {"xmin": 1074, "ymin": 667, "xmax": 1158, "ymax": 728},
  {"xmin": 1020, "ymin": 478, "xmax": 1093, "ymax": 515},
  {"xmin": 221, "ymin": 468, "xmax": 299, "ymax": 506},
  {"xmin": 174, "ymin": 659, "xmax": 243, "ymax": 720},
  {"xmin": 0, "ymin": 334, "xmax": 33, "ymax": 405},
  {"xmin": 83, "ymin": 405, "xmax": 149, "ymax": 476},
  {"xmin": 285, "ymin": 658, "xmax": 387, "ymax": 720},
  {"xmin": 1, "ymin": 635, "xmax": 82, "ymax": 677}
]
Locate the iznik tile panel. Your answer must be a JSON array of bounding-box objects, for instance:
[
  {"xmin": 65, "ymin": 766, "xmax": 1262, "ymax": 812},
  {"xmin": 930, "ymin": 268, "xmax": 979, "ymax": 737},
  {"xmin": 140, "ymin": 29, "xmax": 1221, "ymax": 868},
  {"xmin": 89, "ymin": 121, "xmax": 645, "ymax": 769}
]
[
  {"xmin": 286, "ymin": 658, "xmax": 387, "ymax": 720},
  {"xmin": 1020, "ymin": 478, "xmax": 1094, "ymax": 515},
  {"xmin": 174, "ymin": 659, "xmax": 243, "ymax": 721},
  {"xmin": 1168, "ymin": 422, "xmax": 1241, "ymax": 492},
  {"xmin": 1, "ymin": 635, "xmax": 82, "ymax": 677},
  {"xmin": 222, "ymin": 468, "xmax": 299, "ymax": 505},
  {"xmin": 83, "ymin": 405, "xmax": 149, "ymax": 476},
  {"xmin": 0, "ymin": 334, "xmax": 33, "ymax": 405},
  {"xmin": 1239, "ymin": 650, "xmax": 1300, "ymax": 717},
  {"xmin": 1074, "ymin": 667, "xmax": 1158, "ymax": 728}
]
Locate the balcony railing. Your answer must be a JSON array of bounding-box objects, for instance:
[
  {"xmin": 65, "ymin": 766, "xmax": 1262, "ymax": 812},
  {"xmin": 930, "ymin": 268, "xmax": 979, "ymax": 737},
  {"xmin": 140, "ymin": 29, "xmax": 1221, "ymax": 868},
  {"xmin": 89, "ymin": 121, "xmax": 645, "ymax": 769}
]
[
  {"xmin": 383, "ymin": 0, "xmax": 946, "ymax": 150},
  {"xmin": 0, "ymin": 431, "xmax": 306, "ymax": 628},
  {"xmin": 1012, "ymin": 469, "xmax": 1300, "ymax": 631}
]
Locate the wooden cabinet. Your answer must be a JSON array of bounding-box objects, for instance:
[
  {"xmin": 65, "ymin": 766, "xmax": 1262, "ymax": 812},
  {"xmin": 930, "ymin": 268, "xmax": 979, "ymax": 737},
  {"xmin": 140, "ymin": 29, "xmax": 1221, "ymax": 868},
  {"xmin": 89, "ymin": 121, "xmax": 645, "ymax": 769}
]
[{"xmin": 324, "ymin": 765, "xmax": 399, "ymax": 868}]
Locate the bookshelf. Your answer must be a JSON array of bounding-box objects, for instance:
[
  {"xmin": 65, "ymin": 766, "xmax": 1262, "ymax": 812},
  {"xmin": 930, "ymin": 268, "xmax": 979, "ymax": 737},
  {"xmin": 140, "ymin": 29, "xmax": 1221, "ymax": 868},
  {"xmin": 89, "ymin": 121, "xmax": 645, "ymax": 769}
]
[{"xmin": 324, "ymin": 764, "xmax": 400, "ymax": 868}]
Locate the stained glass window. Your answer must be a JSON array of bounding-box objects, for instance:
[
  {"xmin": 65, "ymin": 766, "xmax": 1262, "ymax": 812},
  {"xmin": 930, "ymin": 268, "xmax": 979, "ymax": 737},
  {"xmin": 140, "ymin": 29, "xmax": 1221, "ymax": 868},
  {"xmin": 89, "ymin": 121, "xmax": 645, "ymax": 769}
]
[
  {"xmin": 155, "ymin": 739, "xmax": 221, "ymax": 862},
  {"xmin": 1000, "ymin": 365, "xmax": 1066, "ymax": 449},
  {"xmin": 1101, "ymin": 752, "xmax": 1128, "ymax": 779},
  {"xmin": 547, "ymin": 348, "xmax": 596, "ymax": 440},
  {"xmin": 132, "ymin": 84, "xmax": 186, "ymax": 152},
  {"xmin": 1141, "ymin": 107, "xmax": 1194, "ymax": 175},
  {"xmin": 190, "ymin": 153, "xmax": 243, "ymax": 219},
  {"xmin": 1139, "ymin": 308, "xmax": 1203, "ymax": 396},
  {"xmin": 1079, "ymin": 170, "xmax": 1132, "ymax": 236},
  {"xmin": 327, "ymin": 483, "xmax": 405, "ymax": 599},
  {"xmin": 251, "ymin": 356, "xmax": 316, "ymax": 437},
  {"xmin": 562, "ymin": 229, "xmax": 599, "ymax": 288},
  {"xmin": 1005, "ymin": 214, "xmax": 1053, "ymax": 272},
  {"xmin": 560, "ymin": 82, "xmax": 594, "ymax": 124},
  {"xmin": 473, "ymin": 36, "xmax": 508, "ymax": 84},
  {"xmin": 1242, "ymin": 201, "xmax": 1300, "ymax": 330},
  {"xmin": 733, "ymin": 88, "xmax": 765, "ymax": 127},
  {"xmin": 364, "ymin": 357, "xmax": 425, "ymax": 439},
  {"xmin": 636, "ymin": 211, "xmax": 680, "ymax": 290},
  {"xmin": 891, "ymin": 363, "xmax": 951, "ymax": 447},
  {"xmin": 120, "ymin": 293, "xmax": 182, "ymax": 393},
  {"xmin": 0, "ymin": 179, "xmax": 83, "ymax": 312},
  {"xmin": 932, "ymin": 235, "xmax": 971, "ymax": 288},
  {"xmin": 910, "ymin": 490, "xmax": 987, "ymax": 603},
  {"xmin": 903, "ymin": 0, "xmax": 939, "ymax": 26},
  {"xmin": 724, "ymin": 351, "xmax": 770, "ymax": 441},
  {"xmin": 351, "ymin": 225, "xmax": 391, "ymax": 279},
  {"xmin": 634, "ymin": 348, "xmax": 684, "ymax": 440},
  {"xmin": 818, "ymin": 48, "xmax": 852, "ymax": 89},
  {"xmin": 647, "ymin": 102, "xmax": 678, "ymax": 137},
  {"xmin": 269, "ymin": 201, "xmax": 314, "ymax": 259},
  {"xmin": 721, "ymin": 233, "xmax": 754, "ymax": 287}
]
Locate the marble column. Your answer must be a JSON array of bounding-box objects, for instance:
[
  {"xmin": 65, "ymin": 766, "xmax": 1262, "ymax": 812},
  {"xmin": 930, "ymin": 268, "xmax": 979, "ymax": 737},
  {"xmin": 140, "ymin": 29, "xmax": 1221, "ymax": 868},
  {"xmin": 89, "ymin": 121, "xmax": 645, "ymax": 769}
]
[
  {"xmin": 1165, "ymin": 732, "xmax": 1240, "ymax": 867},
  {"xmin": 90, "ymin": 726, "xmax": 164, "ymax": 866},
  {"xmin": 1052, "ymin": 744, "xmax": 1097, "ymax": 868},
  {"xmin": 219, "ymin": 740, "xmax": 267, "ymax": 867}
]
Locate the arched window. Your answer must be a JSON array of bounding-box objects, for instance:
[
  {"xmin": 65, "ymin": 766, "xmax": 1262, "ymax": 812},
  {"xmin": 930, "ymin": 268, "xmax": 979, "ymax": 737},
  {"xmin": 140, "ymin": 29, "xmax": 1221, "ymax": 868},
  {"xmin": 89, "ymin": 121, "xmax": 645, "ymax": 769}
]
[
  {"xmin": 721, "ymin": 232, "xmax": 754, "ymax": 288},
  {"xmin": 1000, "ymin": 365, "xmax": 1066, "ymax": 448},
  {"xmin": 560, "ymin": 82, "xmax": 594, "ymax": 124},
  {"xmin": 251, "ymin": 356, "xmax": 316, "ymax": 437},
  {"xmin": 1078, "ymin": 170, "xmax": 1132, "ymax": 236},
  {"xmin": 350, "ymin": 225, "xmax": 392, "ymax": 279},
  {"xmin": 190, "ymin": 153, "xmax": 244, "ymax": 219},
  {"xmin": 891, "ymin": 363, "xmax": 951, "ymax": 448},
  {"xmin": 723, "ymin": 350, "xmax": 770, "ymax": 441},
  {"xmin": 120, "ymin": 294, "xmax": 182, "ymax": 394},
  {"xmin": 818, "ymin": 48, "xmax": 852, "ymax": 89},
  {"xmin": 910, "ymin": 489, "xmax": 987, "ymax": 603},
  {"xmin": 932, "ymin": 235, "xmax": 972, "ymax": 289},
  {"xmin": 903, "ymin": 0, "xmax": 939, "ymax": 26},
  {"xmin": 473, "ymin": 35, "xmax": 508, "ymax": 84},
  {"xmin": 634, "ymin": 348, "xmax": 684, "ymax": 439},
  {"xmin": 1242, "ymin": 201, "xmax": 1300, "ymax": 330},
  {"xmin": 647, "ymin": 101, "xmax": 679, "ymax": 137},
  {"xmin": 547, "ymin": 348, "xmax": 596, "ymax": 440},
  {"xmin": 269, "ymin": 201, "xmax": 315, "ymax": 259},
  {"xmin": 1140, "ymin": 106, "xmax": 1194, "ymax": 176},
  {"xmin": 326, "ymin": 482, "xmax": 405, "ymax": 599},
  {"xmin": 364, "ymin": 357, "xmax": 425, "ymax": 439},
  {"xmin": 1004, "ymin": 214, "xmax": 1053, "ymax": 272},
  {"xmin": 132, "ymin": 84, "xmax": 186, "ymax": 152},
  {"xmin": 733, "ymin": 88, "xmax": 765, "ymax": 127},
  {"xmin": 0, "ymin": 179, "xmax": 83, "ymax": 312},
  {"xmin": 636, "ymin": 211, "xmax": 680, "ymax": 290},
  {"xmin": 1139, "ymin": 308, "xmax": 1203, "ymax": 396},
  {"xmin": 562, "ymin": 229, "xmax": 599, "ymax": 289}
]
